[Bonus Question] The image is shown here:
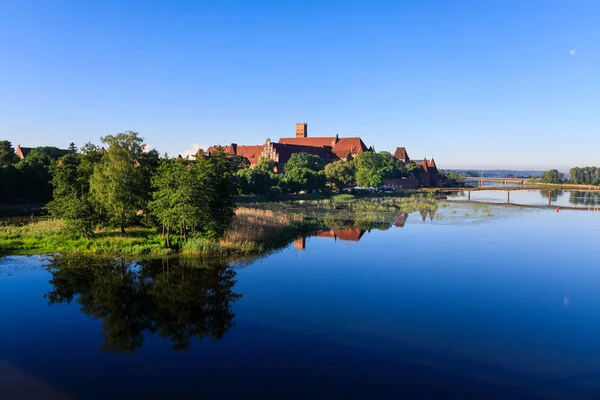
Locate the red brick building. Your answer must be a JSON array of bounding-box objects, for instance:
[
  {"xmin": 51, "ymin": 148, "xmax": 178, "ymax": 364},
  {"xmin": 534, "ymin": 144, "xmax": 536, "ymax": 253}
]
[
  {"xmin": 198, "ymin": 123, "xmax": 440, "ymax": 187},
  {"xmin": 200, "ymin": 123, "xmax": 371, "ymax": 171},
  {"xmin": 392, "ymin": 146, "xmax": 440, "ymax": 187}
]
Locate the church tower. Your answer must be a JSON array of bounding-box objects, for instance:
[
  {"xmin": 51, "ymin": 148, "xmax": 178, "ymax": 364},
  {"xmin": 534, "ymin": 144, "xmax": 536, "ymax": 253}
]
[{"xmin": 296, "ymin": 123, "xmax": 308, "ymax": 138}]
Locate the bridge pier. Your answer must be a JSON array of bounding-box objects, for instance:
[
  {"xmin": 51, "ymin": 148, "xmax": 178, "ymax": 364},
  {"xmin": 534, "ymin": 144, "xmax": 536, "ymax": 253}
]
[
  {"xmin": 507, "ymin": 190, "xmax": 510, "ymax": 203},
  {"xmin": 468, "ymin": 191, "xmax": 471, "ymax": 201}
]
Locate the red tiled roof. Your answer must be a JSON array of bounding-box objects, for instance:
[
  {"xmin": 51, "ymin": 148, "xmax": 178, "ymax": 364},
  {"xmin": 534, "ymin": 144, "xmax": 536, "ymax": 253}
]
[
  {"xmin": 332, "ymin": 228, "xmax": 365, "ymax": 241},
  {"xmin": 205, "ymin": 144, "xmax": 236, "ymax": 155},
  {"xmin": 394, "ymin": 147, "xmax": 409, "ymax": 161},
  {"xmin": 331, "ymin": 138, "xmax": 369, "ymax": 159},
  {"xmin": 235, "ymin": 145, "xmax": 263, "ymax": 165},
  {"xmin": 278, "ymin": 137, "xmax": 338, "ymax": 147},
  {"xmin": 314, "ymin": 230, "xmax": 336, "ymax": 238},
  {"xmin": 313, "ymin": 228, "xmax": 365, "ymax": 241}
]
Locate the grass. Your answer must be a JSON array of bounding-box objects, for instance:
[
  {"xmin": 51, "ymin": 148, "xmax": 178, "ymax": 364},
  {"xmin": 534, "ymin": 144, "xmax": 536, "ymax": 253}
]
[
  {"xmin": 0, "ymin": 207, "xmax": 322, "ymax": 258},
  {"xmin": 182, "ymin": 208, "xmax": 320, "ymax": 256},
  {"xmin": 0, "ymin": 218, "xmax": 172, "ymax": 256}
]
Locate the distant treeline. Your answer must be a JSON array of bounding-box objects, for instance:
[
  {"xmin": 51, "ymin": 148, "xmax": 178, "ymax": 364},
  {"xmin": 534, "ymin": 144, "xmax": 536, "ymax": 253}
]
[{"xmin": 540, "ymin": 167, "xmax": 600, "ymax": 185}]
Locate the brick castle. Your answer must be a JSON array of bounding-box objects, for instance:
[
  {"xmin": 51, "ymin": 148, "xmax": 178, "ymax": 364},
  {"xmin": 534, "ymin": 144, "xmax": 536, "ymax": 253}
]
[{"xmin": 198, "ymin": 123, "xmax": 440, "ymax": 187}]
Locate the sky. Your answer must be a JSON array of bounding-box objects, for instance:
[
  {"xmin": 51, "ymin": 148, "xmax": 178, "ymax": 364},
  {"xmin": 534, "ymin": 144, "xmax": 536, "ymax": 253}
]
[{"xmin": 0, "ymin": 0, "xmax": 598, "ymax": 171}]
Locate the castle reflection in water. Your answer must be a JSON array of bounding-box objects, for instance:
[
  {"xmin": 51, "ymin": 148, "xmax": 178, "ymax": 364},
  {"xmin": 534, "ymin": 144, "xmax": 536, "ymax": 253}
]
[{"xmin": 293, "ymin": 210, "xmax": 437, "ymax": 250}]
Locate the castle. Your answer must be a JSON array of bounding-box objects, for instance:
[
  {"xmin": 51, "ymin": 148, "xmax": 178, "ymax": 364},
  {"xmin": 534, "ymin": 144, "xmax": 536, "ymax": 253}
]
[{"xmin": 198, "ymin": 123, "xmax": 440, "ymax": 187}]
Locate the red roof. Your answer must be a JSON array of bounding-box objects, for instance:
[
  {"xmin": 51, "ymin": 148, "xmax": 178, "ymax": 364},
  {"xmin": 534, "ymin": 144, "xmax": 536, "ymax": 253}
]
[
  {"xmin": 332, "ymin": 228, "xmax": 365, "ymax": 241},
  {"xmin": 236, "ymin": 145, "xmax": 263, "ymax": 165},
  {"xmin": 393, "ymin": 147, "xmax": 409, "ymax": 161},
  {"xmin": 314, "ymin": 228, "xmax": 365, "ymax": 241},
  {"xmin": 200, "ymin": 143, "xmax": 264, "ymax": 165},
  {"xmin": 204, "ymin": 144, "xmax": 236, "ymax": 155},
  {"xmin": 278, "ymin": 137, "xmax": 338, "ymax": 147},
  {"xmin": 314, "ymin": 230, "xmax": 336, "ymax": 238},
  {"xmin": 331, "ymin": 138, "xmax": 369, "ymax": 159}
]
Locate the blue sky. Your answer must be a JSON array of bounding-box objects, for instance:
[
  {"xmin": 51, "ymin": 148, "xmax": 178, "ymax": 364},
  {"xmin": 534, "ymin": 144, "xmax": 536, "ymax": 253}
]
[{"xmin": 0, "ymin": 0, "xmax": 598, "ymax": 171}]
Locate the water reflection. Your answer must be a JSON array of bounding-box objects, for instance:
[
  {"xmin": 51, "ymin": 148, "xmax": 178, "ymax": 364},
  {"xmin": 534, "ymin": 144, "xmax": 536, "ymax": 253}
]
[
  {"xmin": 45, "ymin": 255, "xmax": 241, "ymax": 352},
  {"xmin": 569, "ymin": 191, "xmax": 600, "ymax": 206},
  {"xmin": 449, "ymin": 189, "xmax": 600, "ymax": 209},
  {"xmin": 294, "ymin": 212, "xmax": 433, "ymax": 250},
  {"xmin": 539, "ymin": 190, "xmax": 564, "ymax": 203}
]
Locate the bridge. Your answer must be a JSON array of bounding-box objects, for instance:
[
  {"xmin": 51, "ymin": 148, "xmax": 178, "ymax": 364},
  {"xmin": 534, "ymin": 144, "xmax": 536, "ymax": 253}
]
[{"xmin": 462, "ymin": 177, "xmax": 529, "ymax": 185}]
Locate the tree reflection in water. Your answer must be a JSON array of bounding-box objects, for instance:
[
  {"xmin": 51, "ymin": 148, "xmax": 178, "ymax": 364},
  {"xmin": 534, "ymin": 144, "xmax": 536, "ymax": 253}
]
[
  {"xmin": 569, "ymin": 191, "xmax": 600, "ymax": 206},
  {"xmin": 539, "ymin": 190, "xmax": 564, "ymax": 202},
  {"xmin": 44, "ymin": 255, "xmax": 242, "ymax": 353}
]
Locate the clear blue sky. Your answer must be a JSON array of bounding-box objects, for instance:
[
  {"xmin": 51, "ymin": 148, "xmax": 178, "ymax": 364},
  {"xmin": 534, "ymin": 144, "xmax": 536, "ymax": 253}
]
[{"xmin": 1, "ymin": 0, "xmax": 598, "ymax": 171}]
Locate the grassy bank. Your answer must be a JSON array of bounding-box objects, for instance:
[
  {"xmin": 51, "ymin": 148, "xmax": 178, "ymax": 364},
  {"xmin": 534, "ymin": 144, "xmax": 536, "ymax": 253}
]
[{"xmin": 0, "ymin": 208, "xmax": 322, "ymax": 257}]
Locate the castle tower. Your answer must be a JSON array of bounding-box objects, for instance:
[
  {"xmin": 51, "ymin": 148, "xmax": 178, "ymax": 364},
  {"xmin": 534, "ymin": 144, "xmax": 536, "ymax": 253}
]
[{"xmin": 296, "ymin": 123, "xmax": 308, "ymax": 138}]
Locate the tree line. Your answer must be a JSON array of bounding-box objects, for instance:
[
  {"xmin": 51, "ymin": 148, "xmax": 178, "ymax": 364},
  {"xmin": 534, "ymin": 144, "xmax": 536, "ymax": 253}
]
[
  {"xmin": 236, "ymin": 150, "xmax": 427, "ymax": 196},
  {"xmin": 540, "ymin": 167, "xmax": 600, "ymax": 185}
]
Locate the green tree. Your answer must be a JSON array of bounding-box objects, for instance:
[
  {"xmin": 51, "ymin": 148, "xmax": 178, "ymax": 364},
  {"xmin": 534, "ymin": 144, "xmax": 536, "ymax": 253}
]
[
  {"xmin": 353, "ymin": 152, "xmax": 404, "ymax": 187},
  {"xmin": 254, "ymin": 157, "xmax": 276, "ymax": 174},
  {"xmin": 442, "ymin": 171, "xmax": 465, "ymax": 187},
  {"xmin": 236, "ymin": 167, "xmax": 273, "ymax": 195},
  {"xmin": 284, "ymin": 167, "xmax": 325, "ymax": 193},
  {"xmin": 90, "ymin": 132, "xmax": 151, "ymax": 233},
  {"xmin": 405, "ymin": 162, "xmax": 421, "ymax": 177},
  {"xmin": 230, "ymin": 155, "xmax": 251, "ymax": 170},
  {"xmin": 0, "ymin": 140, "xmax": 17, "ymax": 167},
  {"xmin": 284, "ymin": 152, "xmax": 325, "ymax": 173},
  {"xmin": 14, "ymin": 146, "xmax": 64, "ymax": 203},
  {"xmin": 150, "ymin": 150, "xmax": 237, "ymax": 243},
  {"xmin": 540, "ymin": 169, "xmax": 565, "ymax": 184},
  {"xmin": 194, "ymin": 150, "xmax": 237, "ymax": 238},
  {"xmin": 149, "ymin": 157, "xmax": 202, "ymax": 246},
  {"xmin": 47, "ymin": 152, "xmax": 98, "ymax": 238},
  {"xmin": 282, "ymin": 153, "xmax": 326, "ymax": 193},
  {"xmin": 325, "ymin": 160, "xmax": 356, "ymax": 190}
]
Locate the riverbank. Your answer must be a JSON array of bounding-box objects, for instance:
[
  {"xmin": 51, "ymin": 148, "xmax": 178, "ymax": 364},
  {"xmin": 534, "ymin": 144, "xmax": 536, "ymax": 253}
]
[{"xmin": 0, "ymin": 208, "xmax": 321, "ymax": 258}]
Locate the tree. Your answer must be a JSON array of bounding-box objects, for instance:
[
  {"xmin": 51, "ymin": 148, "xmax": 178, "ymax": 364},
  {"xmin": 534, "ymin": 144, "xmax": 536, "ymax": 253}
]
[
  {"xmin": 284, "ymin": 167, "xmax": 325, "ymax": 193},
  {"xmin": 254, "ymin": 157, "xmax": 276, "ymax": 174},
  {"xmin": 230, "ymin": 155, "xmax": 251, "ymax": 171},
  {"xmin": 47, "ymin": 152, "xmax": 97, "ymax": 238},
  {"xmin": 14, "ymin": 146, "xmax": 63, "ymax": 203},
  {"xmin": 353, "ymin": 151, "xmax": 405, "ymax": 187},
  {"xmin": 569, "ymin": 166, "xmax": 599, "ymax": 185},
  {"xmin": 194, "ymin": 150, "xmax": 237, "ymax": 238},
  {"xmin": 283, "ymin": 153, "xmax": 326, "ymax": 193},
  {"xmin": 540, "ymin": 169, "xmax": 565, "ymax": 184},
  {"xmin": 150, "ymin": 150, "xmax": 237, "ymax": 243},
  {"xmin": 236, "ymin": 167, "xmax": 273, "ymax": 195},
  {"xmin": 0, "ymin": 140, "xmax": 17, "ymax": 167},
  {"xmin": 325, "ymin": 160, "xmax": 356, "ymax": 190},
  {"xmin": 442, "ymin": 171, "xmax": 465, "ymax": 187},
  {"xmin": 90, "ymin": 131, "xmax": 151, "ymax": 233},
  {"xmin": 284, "ymin": 153, "xmax": 325, "ymax": 173},
  {"xmin": 149, "ymin": 157, "xmax": 202, "ymax": 246},
  {"xmin": 405, "ymin": 162, "xmax": 421, "ymax": 177}
]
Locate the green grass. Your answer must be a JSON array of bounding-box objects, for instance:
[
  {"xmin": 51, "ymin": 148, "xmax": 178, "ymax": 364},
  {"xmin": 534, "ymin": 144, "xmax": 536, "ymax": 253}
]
[
  {"xmin": 0, "ymin": 208, "xmax": 323, "ymax": 258},
  {"xmin": 0, "ymin": 219, "xmax": 174, "ymax": 257}
]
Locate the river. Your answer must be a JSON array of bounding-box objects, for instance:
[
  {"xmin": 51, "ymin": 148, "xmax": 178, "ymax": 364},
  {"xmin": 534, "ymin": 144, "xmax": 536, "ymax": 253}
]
[{"xmin": 1, "ymin": 199, "xmax": 599, "ymax": 399}]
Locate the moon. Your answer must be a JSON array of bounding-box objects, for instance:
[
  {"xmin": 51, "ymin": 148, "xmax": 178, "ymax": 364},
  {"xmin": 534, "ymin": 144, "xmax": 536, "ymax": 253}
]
[{"xmin": 569, "ymin": 49, "xmax": 576, "ymax": 56}]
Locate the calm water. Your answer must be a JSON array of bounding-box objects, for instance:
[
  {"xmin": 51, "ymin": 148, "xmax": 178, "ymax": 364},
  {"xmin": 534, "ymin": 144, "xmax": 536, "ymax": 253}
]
[
  {"xmin": 450, "ymin": 189, "xmax": 600, "ymax": 208},
  {"xmin": 1, "ymin": 206, "xmax": 600, "ymax": 399}
]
